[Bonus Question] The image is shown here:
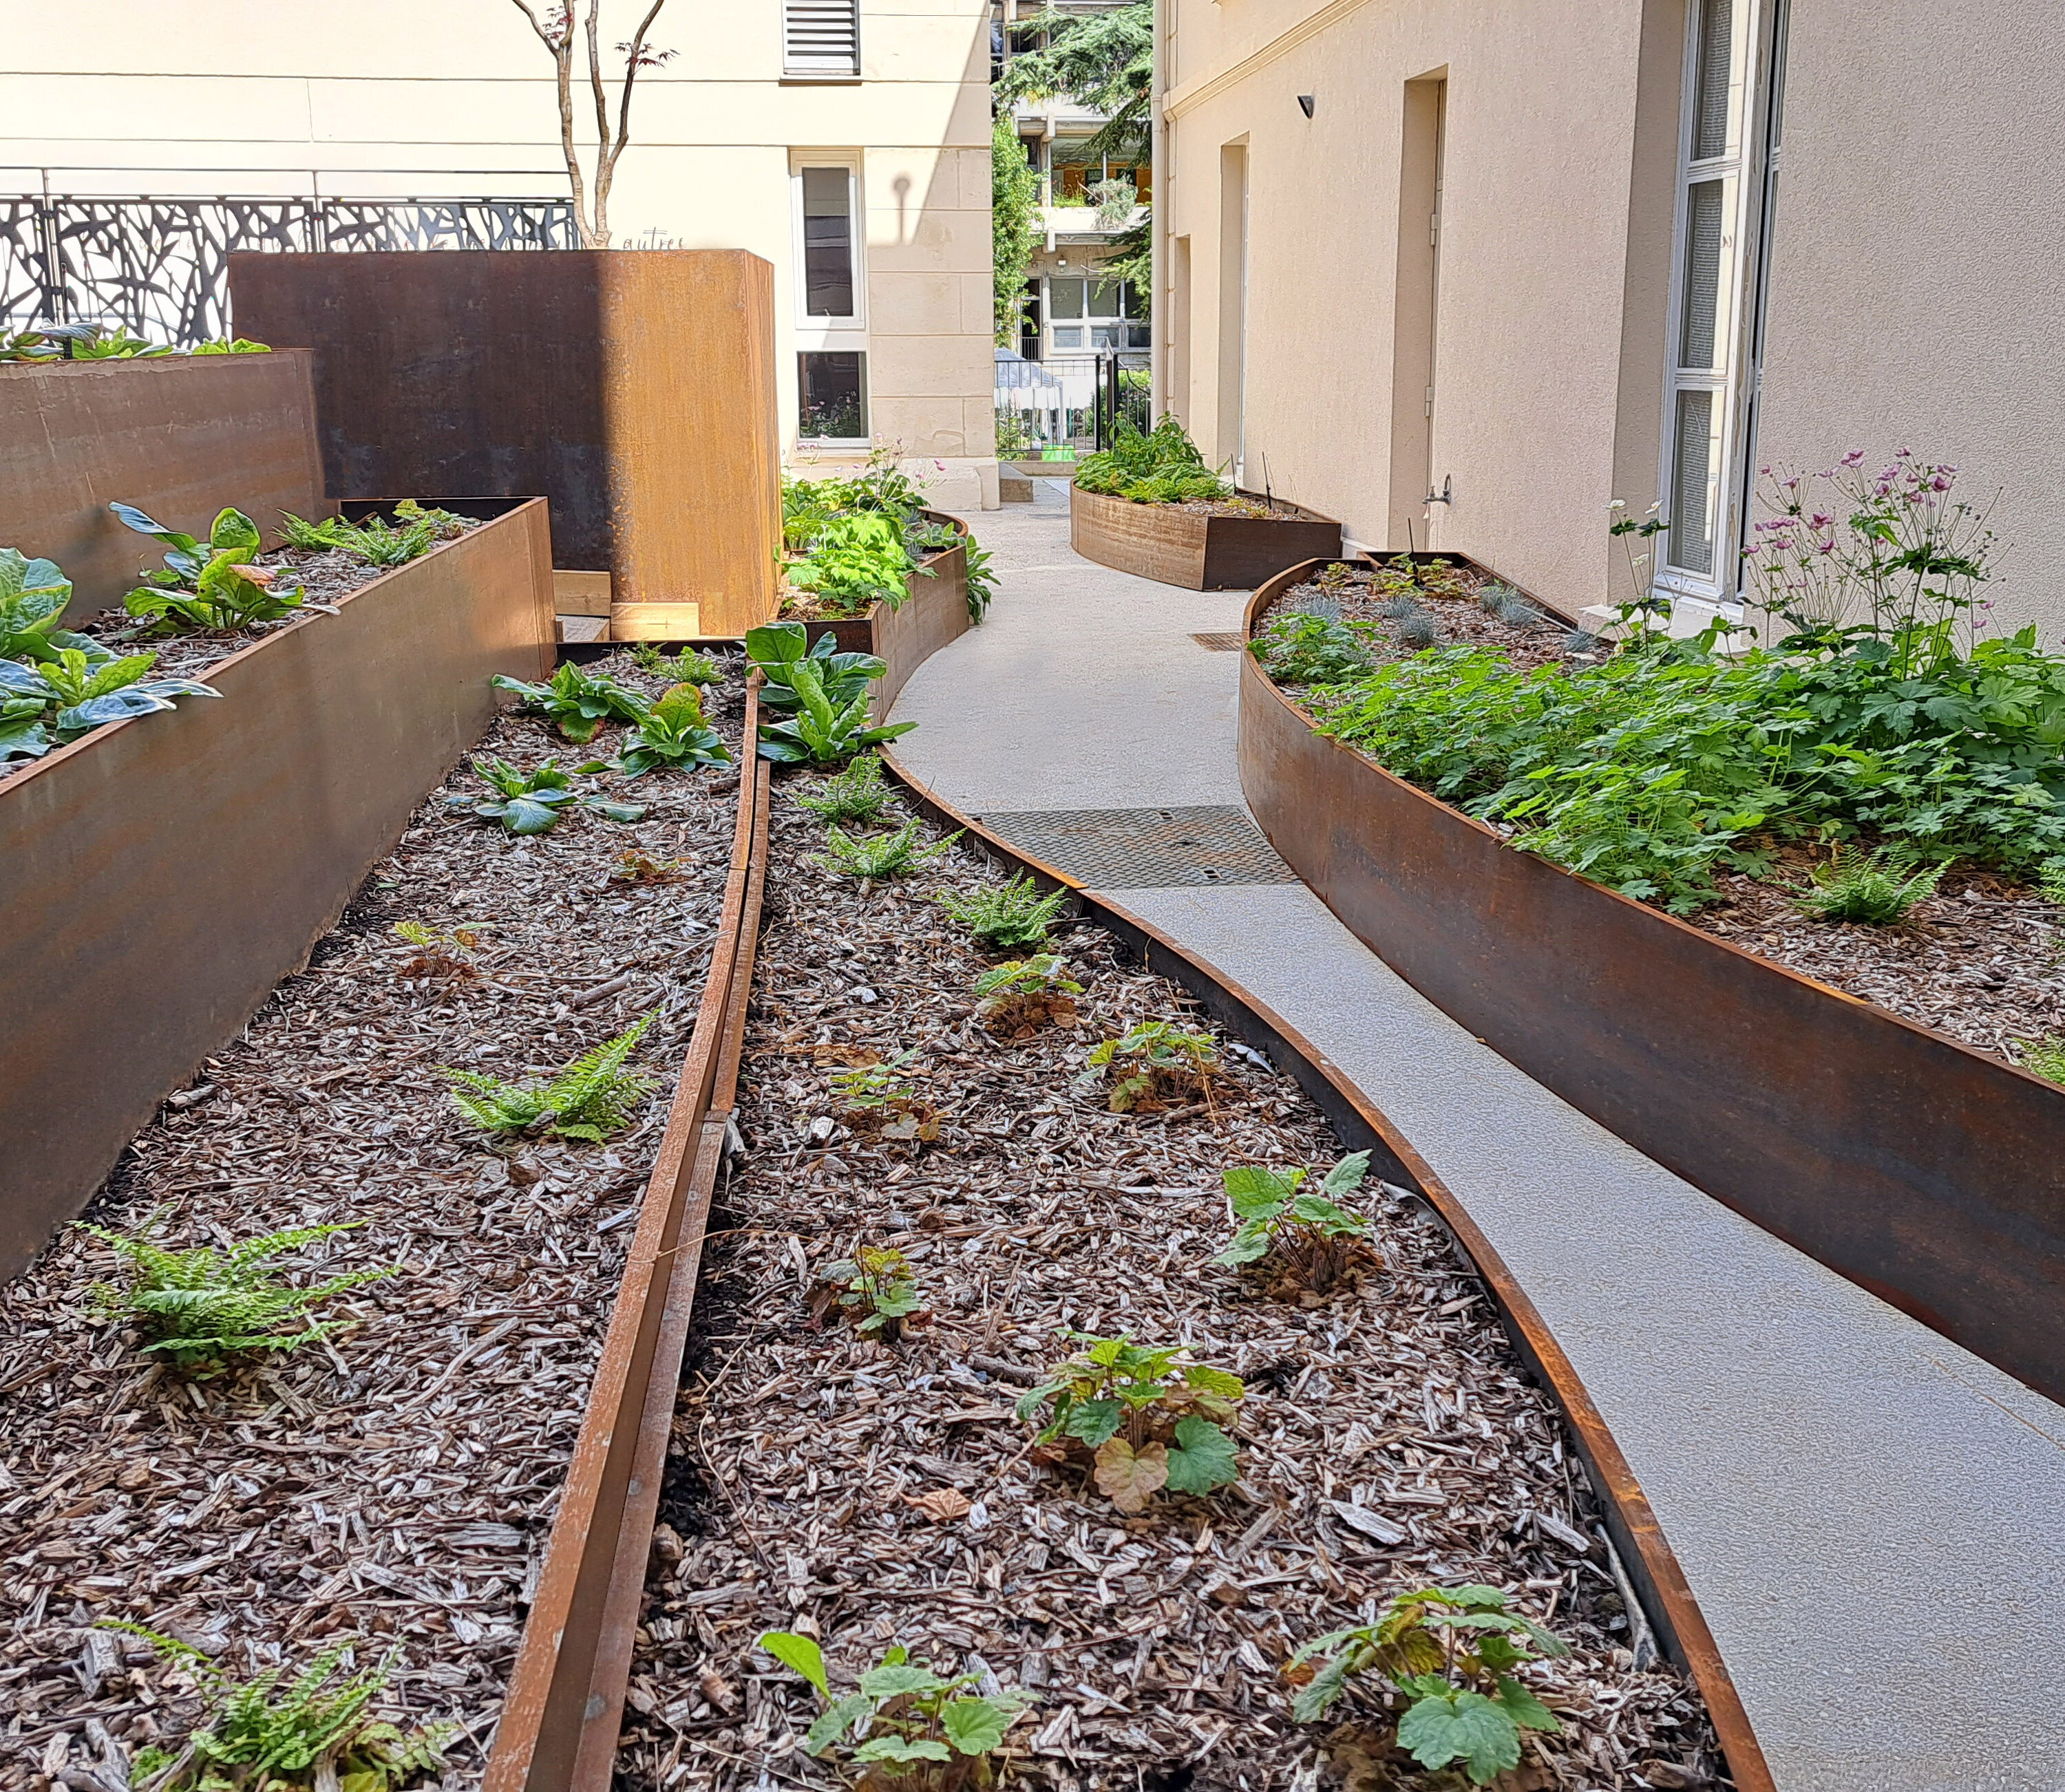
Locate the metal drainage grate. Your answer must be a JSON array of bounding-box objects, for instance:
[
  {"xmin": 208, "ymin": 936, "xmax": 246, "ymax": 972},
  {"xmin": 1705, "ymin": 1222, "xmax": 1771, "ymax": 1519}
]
[
  {"xmin": 1191, "ymin": 632, "xmax": 1247, "ymax": 652},
  {"xmin": 977, "ymin": 804, "xmax": 1298, "ymax": 889}
]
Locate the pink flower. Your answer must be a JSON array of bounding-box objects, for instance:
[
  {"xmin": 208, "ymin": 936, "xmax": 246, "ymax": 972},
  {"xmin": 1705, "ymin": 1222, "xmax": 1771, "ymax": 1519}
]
[{"xmin": 1839, "ymin": 449, "xmax": 1867, "ymax": 467}]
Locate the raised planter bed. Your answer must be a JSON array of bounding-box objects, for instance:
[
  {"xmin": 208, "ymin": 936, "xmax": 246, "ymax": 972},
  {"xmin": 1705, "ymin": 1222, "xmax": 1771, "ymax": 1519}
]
[
  {"xmin": 1071, "ymin": 481, "xmax": 1342, "ymax": 590},
  {"xmin": 0, "ymin": 498, "xmax": 554, "ymax": 1274},
  {"xmin": 796, "ymin": 511, "xmax": 971, "ymax": 721},
  {"xmin": 1239, "ymin": 562, "xmax": 2065, "ymax": 1409},
  {"xmin": 0, "ymin": 350, "xmax": 330, "ymax": 621}
]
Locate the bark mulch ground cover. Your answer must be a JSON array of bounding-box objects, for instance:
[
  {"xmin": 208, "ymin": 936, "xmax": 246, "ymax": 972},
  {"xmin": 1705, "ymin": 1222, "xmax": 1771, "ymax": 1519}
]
[
  {"xmin": 614, "ymin": 782, "xmax": 1719, "ymax": 1792},
  {"xmin": 1260, "ymin": 563, "xmax": 1582, "ymax": 675},
  {"xmin": 0, "ymin": 652, "xmax": 742, "ymax": 1792}
]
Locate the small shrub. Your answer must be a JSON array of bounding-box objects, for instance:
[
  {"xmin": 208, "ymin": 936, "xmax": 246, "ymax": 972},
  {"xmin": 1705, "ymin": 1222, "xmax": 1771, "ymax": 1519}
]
[
  {"xmin": 612, "ymin": 683, "xmax": 731, "ymax": 778},
  {"xmin": 392, "ymin": 919, "xmax": 479, "ymax": 981},
  {"xmin": 114, "ymin": 503, "xmax": 332, "ymax": 634},
  {"xmin": 78, "ymin": 1219, "xmax": 395, "ymax": 1376},
  {"xmin": 1015, "ymin": 1332, "xmax": 1245, "ymax": 1513},
  {"xmin": 974, "ymin": 953, "xmax": 1083, "ymax": 1038},
  {"xmin": 796, "ymin": 751, "xmax": 899, "ymax": 827},
  {"xmin": 1249, "ymin": 612, "xmax": 1375, "ymax": 685},
  {"xmin": 1216, "ymin": 1151, "xmax": 1377, "ymax": 1296},
  {"xmin": 443, "ymin": 1012, "xmax": 657, "ymax": 1142},
  {"xmin": 111, "ymin": 1627, "xmax": 448, "ymax": 1792},
  {"xmin": 446, "ymin": 757, "xmax": 645, "ymax": 835},
  {"xmin": 1079, "ymin": 1020, "xmax": 1222, "ymax": 1113},
  {"xmin": 787, "ymin": 511, "xmax": 918, "ymax": 617},
  {"xmin": 1477, "ymin": 582, "xmax": 1516, "ymax": 616},
  {"xmin": 1072, "ymin": 416, "xmax": 1231, "ymax": 506},
  {"xmin": 756, "ymin": 1632, "xmax": 1032, "ymax": 1781},
  {"xmin": 1288, "ymin": 1586, "xmax": 1569, "ymax": 1786},
  {"xmin": 815, "ymin": 819, "xmax": 960, "ymax": 882},
  {"xmin": 491, "ymin": 662, "xmax": 648, "ymax": 743},
  {"xmin": 935, "ymin": 873, "xmax": 1070, "ymax": 948},
  {"xmin": 1788, "ymin": 845, "xmax": 1947, "ymax": 924},
  {"xmin": 812, "ymin": 1244, "xmax": 929, "ymax": 1340},
  {"xmin": 1394, "ymin": 611, "xmax": 1439, "ymax": 650},
  {"xmin": 963, "ymin": 537, "xmax": 998, "ymax": 623}
]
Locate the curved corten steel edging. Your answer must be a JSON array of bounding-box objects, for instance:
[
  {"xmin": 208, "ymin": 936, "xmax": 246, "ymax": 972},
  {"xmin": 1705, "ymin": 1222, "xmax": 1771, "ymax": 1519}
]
[
  {"xmin": 1070, "ymin": 481, "xmax": 1342, "ymax": 589},
  {"xmin": 878, "ymin": 745, "xmax": 1775, "ymax": 1792},
  {"xmin": 0, "ymin": 499, "xmax": 553, "ymax": 1277},
  {"xmin": 1238, "ymin": 568, "xmax": 2065, "ymax": 1409},
  {"xmin": 487, "ymin": 687, "xmax": 772, "ymax": 1792}
]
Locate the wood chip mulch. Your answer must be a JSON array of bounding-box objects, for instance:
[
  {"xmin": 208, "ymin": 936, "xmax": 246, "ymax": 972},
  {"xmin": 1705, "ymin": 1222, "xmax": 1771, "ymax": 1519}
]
[
  {"xmin": 1262, "ymin": 566, "xmax": 1582, "ymax": 674},
  {"xmin": 0, "ymin": 652, "xmax": 743, "ymax": 1792},
  {"xmin": 613, "ymin": 787, "xmax": 1720, "ymax": 1791}
]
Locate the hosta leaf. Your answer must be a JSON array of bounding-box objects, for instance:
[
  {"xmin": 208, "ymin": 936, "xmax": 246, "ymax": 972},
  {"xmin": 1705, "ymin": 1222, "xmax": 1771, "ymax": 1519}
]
[
  {"xmin": 756, "ymin": 1631, "xmax": 829, "ymax": 1696},
  {"xmin": 1092, "ymin": 1437, "xmax": 1168, "ymax": 1513},
  {"xmin": 1396, "ymin": 1690, "xmax": 1522, "ymax": 1784},
  {"xmin": 1163, "ymin": 1416, "xmax": 1239, "ymax": 1494}
]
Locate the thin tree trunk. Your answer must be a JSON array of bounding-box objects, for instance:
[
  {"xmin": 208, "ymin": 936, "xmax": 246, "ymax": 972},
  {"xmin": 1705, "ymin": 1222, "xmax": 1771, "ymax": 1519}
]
[{"xmin": 595, "ymin": 0, "xmax": 668, "ymax": 246}]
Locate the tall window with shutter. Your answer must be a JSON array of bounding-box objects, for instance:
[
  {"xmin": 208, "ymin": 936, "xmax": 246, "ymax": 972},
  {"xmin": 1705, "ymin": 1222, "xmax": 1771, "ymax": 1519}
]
[{"xmin": 785, "ymin": 0, "xmax": 861, "ymax": 78}]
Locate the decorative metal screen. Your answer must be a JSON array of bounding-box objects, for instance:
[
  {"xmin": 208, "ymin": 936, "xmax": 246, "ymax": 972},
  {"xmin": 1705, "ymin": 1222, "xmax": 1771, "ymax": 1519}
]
[{"xmin": 0, "ymin": 194, "xmax": 576, "ymax": 345}]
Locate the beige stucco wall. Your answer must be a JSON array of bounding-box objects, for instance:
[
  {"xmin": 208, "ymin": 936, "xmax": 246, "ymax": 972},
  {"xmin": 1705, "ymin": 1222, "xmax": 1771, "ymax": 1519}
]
[{"xmin": 0, "ymin": 0, "xmax": 999, "ymax": 507}]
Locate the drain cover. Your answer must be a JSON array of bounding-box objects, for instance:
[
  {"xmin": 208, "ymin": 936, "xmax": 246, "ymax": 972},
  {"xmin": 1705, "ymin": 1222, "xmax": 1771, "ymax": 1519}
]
[
  {"xmin": 977, "ymin": 804, "xmax": 1298, "ymax": 889},
  {"xmin": 1191, "ymin": 632, "xmax": 1247, "ymax": 652}
]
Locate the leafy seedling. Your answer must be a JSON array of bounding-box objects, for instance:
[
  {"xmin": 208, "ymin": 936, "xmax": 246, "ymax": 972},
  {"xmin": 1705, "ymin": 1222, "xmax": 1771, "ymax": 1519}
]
[
  {"xmin": 935, "ymin": 873, "xmax": 1070, "ymax": 949},
  {"xmin": 1287, "ymin": 1586, "xmax": 1569, "ymax": 1786},
  {"xmin": 829, "ymin": 1049, "xmax": 939, "ymax": 1142},
  {"xmin": 787, "ymin": 510, "xmax": 920, "ymax": 617},
  {"xmin": 755, "ymin": 650, "xmax": 915, "ymax": 765},
  {"xmin": 814, "ymin": 819, "xmax": 961, "ymax": 882},
  {"xmin": 1788, "ymin": 844, "xmax": 1947, "ymax": 924},
  {"xmin": 612, "ymin": 682, "xmax": 731, "ymax": 777},
  {"xmin": 1249, "ymin": 612, "xmax": 1376, "ymax": 685},
  {"xmin": 1015, "ymin": 1332, "xmax": 1245, "ymax": 1513},
  {"xmin": 77, "ymin": 1219, "xmax": 395, "ymax": 1378},
  {"xmin": 0, "ymin": 646, "xmax": 221, "ymax": 764},
  {"xmin": 1216, "ymin": 1151, "xmax": 1377, "ymax": 1298},
  {"xmin": 973, "ymin": 954, "xmax": 1083, "ymax": 1039},
  {"xmin": 443, "ymin": 1012, "xmax": 658, "ymax": 1143},
  {"xmin": 795, "ymin": 750, "xmax": 900, "ymax": 827},
  {"xmin": 392, "ymin": 919, "xmax": 480, "ymax": 982},
  {"xmin": 812, "ymin": 1244, "xmax": 930, "ymax": 1341},
  {"xmin": 748, "ymin": 621, "xmax": 887, "ymax": 715},
  {"xmin": 109, "ymin": 1626, "xmax": 448, "ymax": 1792},
  {"xmin": 114, "ymin": 502, "xmax": 331, "ymax": 632},
  {"xmin": 0, "ymin": 546, "xmax": 97, "ymax": 665},
  {"xmin": 631, "ymin": 643, "xmax": 726, "ymax": 685},
  {"xmin": 491, "ymin": 662, "xmax": 650, "ymax": 743},
  {"xmin": 611, "ymin": 850, "xmax": 687, "ymax": 884},
  {"xmin": 963, "ymin": 537, "xmax": 998, "ymax": 623},
  {"xmin": 756, "ymin": 1632, "xmax": 1032, "ymax": 1784},
  {"xmin": 1079, "ymin": 1020, "xmax": 1222, "ymax": 1113},
  {"xmin": 446, "ymin": 756, "xmax": 644, "ymax": 835}
]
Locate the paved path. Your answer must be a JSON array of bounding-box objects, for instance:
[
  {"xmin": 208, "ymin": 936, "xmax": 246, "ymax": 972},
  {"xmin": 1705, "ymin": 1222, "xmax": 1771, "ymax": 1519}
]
[{"xmin": 897, "ymin": 483, "xmax": 2065, "ymax": 1792}]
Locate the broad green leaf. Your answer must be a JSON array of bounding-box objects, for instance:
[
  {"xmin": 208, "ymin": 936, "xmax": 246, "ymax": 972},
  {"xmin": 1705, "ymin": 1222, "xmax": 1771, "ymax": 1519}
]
[
  {"xmin": 109, "ymin": 501, "xmax": 195, "ymax": 551},
  {"xmin": 502, "ymin": 795, "xmax": 564, "ymax": 833},
  {"xmin": 1290, "ymin": 1193, "xmax": 1368, "ymax": 1235},
  {"xmin": 1321, "ymin": 1150, "xmax": 1373, "ymax": 1195},
  {"xmin": 852, "ymin": 1737, "xmax": 951, "ymax": 1764},
  {"xmin": 1223, "ymin": 1165, "xmax": 1299, "ymax": 1217},
  {"xmin": 209, "ymin": 508, "xmax": 262, "ymax": 555},
  {"xmin": 940, "ymin": 1696, "xmax": 1019, "ymax": 1756},
  {"xmin": 1092, "ymin": 1436, "xmax": 1169, "ymax": 1513},
  {"xmin": 1163, "ymin": 1416, "xmax": 1239, "ymax": 1493},
  {"xmin": 745, "ymin": 621, "xmax": 807, "ymax": 667},
  {"xmin": 803, "ymin": 1692, "xmax": 873, "ymax": 1755},
  {"xmin": 1214, "ymin": 1219, "xmax": 1271, "ymax": 1266},
  {"xmin": 584, "ymin": 799, "xmax": 648, "ymax": 823},
  {"xmin": 1179, "ymin": 1365, "xmax": 1246, "ymax": 1400},
  {"xmin": 1061, "ymin": 1398, "xmax": 1121, "ymax": 1447},
  {"xmin": 756, "ymin": 1630, "xmax": 828, "ymax": 1695},
  {"xmin": 1494, "ymin": 1676, "xmax": 1560, "ymax": 1734},
  {"xmin": 1289, "ymin": 1651, "xmax": 1351, "ymax": 1724},
  {"xmin": 857, "ymin": 1663, "xmax": 947, "ymax": 1699},
  {"xmin": 1396, "ymin": 1690, "xmax": 1522, "ymax": 1784}
]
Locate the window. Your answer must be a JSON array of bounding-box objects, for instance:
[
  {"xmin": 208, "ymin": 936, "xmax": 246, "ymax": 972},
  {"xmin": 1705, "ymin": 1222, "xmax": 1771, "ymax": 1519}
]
[
  {"xmin": 784, "ymin": 0, "xmax": 860, "ymax": 78},
  {"xmin": 798, "ymin": 352, "xmax": 867, "ymax": 441},
  {"xmin": 1659, "ymin": 0, "xmax": 1769, "ymax": 602},
  {"xmin": 1044, "ymin": 277, "xmax": 1149, "ymax": 352},
  {"xmin": 798, "ymin": 167, "xmax": 857, "ymax": 319}
]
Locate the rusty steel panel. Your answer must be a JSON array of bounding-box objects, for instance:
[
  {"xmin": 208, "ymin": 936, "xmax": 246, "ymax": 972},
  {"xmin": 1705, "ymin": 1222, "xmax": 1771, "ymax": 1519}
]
[
  {"xmin": 798, "ymin": 515, "xmax": 971, "ymax": 722},
  {"xmin": 0, "ymin": 352, "xmax": 329, "ymax": 623},
  {"xmin": 0, "ymin": 502, "xmax": 553, "ymax": 1275},
  {"xmin": 1236, "ymin": 570, "xmax": 2065, "ymax": 1409},
  {"xmin": 228, "ymin": 250, "xmax": 782, "ymax": 635},
  {"xmin": 1070, "ymin": 482, "xmax": 1341, "ymax": 589}
]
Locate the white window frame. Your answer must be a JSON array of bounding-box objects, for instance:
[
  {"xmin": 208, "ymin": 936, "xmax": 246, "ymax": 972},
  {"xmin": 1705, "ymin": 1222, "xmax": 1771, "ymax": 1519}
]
[
  {"xmin": 1656, "ymin": 0, "xmax": 1767, "ymax": 612},
  {"xmin": 1043, "ymin": 273, "xmax": 1148, "ymax": 354},
  {"xmin": 790, "ymin": 156, "xmax": 866, "ymax": 333}
]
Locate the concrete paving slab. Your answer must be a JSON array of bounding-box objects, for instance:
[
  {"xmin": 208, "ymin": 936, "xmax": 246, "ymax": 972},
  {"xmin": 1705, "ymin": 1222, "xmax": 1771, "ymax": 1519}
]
[{"xmin": 902, "ymin": 500, "xmax": 2065, "ymax": 1791}]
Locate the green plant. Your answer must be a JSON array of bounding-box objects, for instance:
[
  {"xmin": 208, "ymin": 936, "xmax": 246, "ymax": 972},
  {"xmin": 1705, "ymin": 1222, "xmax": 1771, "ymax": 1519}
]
[
  {"xmin": 1788, "ymin": 844, "xmax": 1947, "ymax": 924},
  {"xmin": 611, "ymin": 682, "xmax": 731, "ymax": 777},
  {"xmin": 77, "ymin": 1219, "xmax": 394, "ymax": 1376},
  {"xmin": 115, "ymin": 503, "xmax": 328, "ymax": 633},
  {"xmin": 187, "ymin": 337, "xmax": 273, "ymax": 356},
  {"xmin": 111, "ymin": 1627, "xmax": 446, "ymax": 1792},
  {"xmin": 443, "ymin": 1012, "xmax": 657, "ymax": 1142},
  {"xmin": 1079, "ymin": 1019, "xmax": 1220, "ymax": 1113},
  {"xmin": 491, "ymin": 661, "xmax": 650, "ymax": 743},
  {"xmin": 0, "ymin": 326, "xmax": 65, "ymax": 363},
  {"xmin": 993, "ymin": 109, "xmax": 1041, "ymax": 345},
  {"xmin": 1015, "ymin": 1332, "xmax": 1243, "ymax": 1513},
  {"xmin": 748, "ymin": 621, "xmax": 889, "ymax": 714},
  {"xmin": 2016, "ymin": 1035, "xmax": 2065, "ymax": 1083},
  {"xmin": 1073, "ymin": 416, "xmax": 1229, "ymax": 506},
  {"xmin": 0, "ymin": 648, "xmax": 220, "ymax": 764},
  {"xmin": 392, "ymin": 919, "xmax": 480, "ymax": 980},
  {"xmin": 1289, "ymin": 1586, "xmax": 1569, "ymax": 1786},
  {"xmin": 815, "ymin": 820, "xmax": 961, "ymax": 881},
  {"xmin": 445, "ymin": 756, "xmax": 645, "ymax": 834},
  {"xmin": 1249, "ymin": 611, "xmax": 1376, "ymax": 685},
  {"xmin": 63, "ymin": 323, "xmax": 176, "ymax": 361},
  {"xmin": 0, "ymin": 546, "xmax": 96, "ymax": 664},
  {"xmin": 1216, "ymin": 1151, "xmax": 1375, "ymax": 1292},
  {"xmin": 756, "ymin": 654, "xmax": 916, "ymax": 765},
  {"xmin": 962, "ymin": 536, "xmax": 997, "ymax": 623},
  {"xmin": 796, "ymin": 750, "xmax": 899, "ymax": 826},
  {"xmin": 630, "ymin": 642, "xmax": 726, "ymax": 685},
  {"xmin": 757, "ymin": 1632, "xmax": 1032, "ymax": 1784},
  {"xmin": 830, "ymin": 1048, "xmax": 921, "ymax": 1111},
  {"xmin": 973, "ymin": 953, "xmax": 1083, "ymax": 1036},
  {"xmin": 935, "ymin": 872, "xmax": 1070, "ymax": 948},
  {"xmin": 817, "ymin": 1244, "xmax": 928, "ymax": 1338},
  {"xmin": 2039, "ymin": 858, "xmax": 2065, "ymax": 906},
  {"xmin": 788, "ymin": 511, "xmax": 922, "ymax": 618}
]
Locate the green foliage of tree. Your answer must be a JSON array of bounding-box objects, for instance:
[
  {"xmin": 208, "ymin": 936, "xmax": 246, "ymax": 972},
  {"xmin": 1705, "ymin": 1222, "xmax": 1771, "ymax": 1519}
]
[{"xmin": 992, "ymin": 111, "xmax": 1040, "ymax": 346}]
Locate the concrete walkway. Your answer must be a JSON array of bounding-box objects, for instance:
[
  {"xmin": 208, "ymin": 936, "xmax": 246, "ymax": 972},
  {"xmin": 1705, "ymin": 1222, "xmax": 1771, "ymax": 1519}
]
[{"xmin": 898, "ymin": 482, "xmax": 2065, "ymax": 1792}]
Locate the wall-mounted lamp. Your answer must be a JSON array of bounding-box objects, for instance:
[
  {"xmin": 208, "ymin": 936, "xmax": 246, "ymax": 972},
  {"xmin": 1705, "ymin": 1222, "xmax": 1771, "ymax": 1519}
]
[{"xmin": 1296, "ymin": 94, "xmax": 1315, "ymax": 118}]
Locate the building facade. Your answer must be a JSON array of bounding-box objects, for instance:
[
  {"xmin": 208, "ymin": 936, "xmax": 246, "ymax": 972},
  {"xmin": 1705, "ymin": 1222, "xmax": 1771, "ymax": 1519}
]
[
  {"xmin": 1152, "ymin": 0, "xmax": 2065, "ymax": 634},
  {"xmin": 1, "ymin": 0, "xmax": 1001, "ymax": 508}
]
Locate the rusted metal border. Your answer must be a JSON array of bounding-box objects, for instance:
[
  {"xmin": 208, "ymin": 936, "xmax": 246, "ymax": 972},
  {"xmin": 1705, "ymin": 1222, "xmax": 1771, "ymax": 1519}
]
[
  {"xmin": 1238, "ymin": 560, "xmax": 2065, "ymax": 1410},
  {"xmin": 485, "ymin": 686, "xmax": 771, "ymax": 1792},
  {"xmin": 1070, "ymin": 481, "xmax": 1342, "ymax": 589},
  {"xmin": 879, "ymin": 744, "xmax": 1775, "ymax": 1792}
]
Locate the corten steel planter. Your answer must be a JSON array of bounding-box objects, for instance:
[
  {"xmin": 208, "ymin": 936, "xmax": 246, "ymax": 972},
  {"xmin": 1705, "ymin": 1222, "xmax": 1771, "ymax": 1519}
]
[
  {"xmin": 0, "ymin": 350, "xmax": 330, "ymax": 623},
  {"xmin": 0, "ymin": 499, "xmax": 554, "ymax": 1276},
  {"xmin": 1070, "ymin": 480, "xmax": 1341, "ymax": 589},
  {"xmin": 796, "ymin": 513, "xmax": 971, "ymax": 721},
  {"xmin": 1238, "ymin": 563, "xmax": 2065, "ymax": 1407},
  {"xmin": 229, "ymin": 250, "xmax": 781, "ymax": 639}
]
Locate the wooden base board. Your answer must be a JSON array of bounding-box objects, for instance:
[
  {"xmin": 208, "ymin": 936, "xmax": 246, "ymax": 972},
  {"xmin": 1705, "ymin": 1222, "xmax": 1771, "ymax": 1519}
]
[
  {"xmin": 609, "ymin": 602, "xmax": 704, "ymax": 641},
  {"xmin": 553, "ymin": 569, "xmax": 613, "ymax": 616}
]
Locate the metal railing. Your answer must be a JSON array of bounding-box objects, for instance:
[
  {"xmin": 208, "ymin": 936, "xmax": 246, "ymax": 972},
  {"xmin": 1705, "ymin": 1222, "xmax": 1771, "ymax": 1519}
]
[{"xmin": 995, "ymin": 348, "xmax": 1150, "ymax": 453}]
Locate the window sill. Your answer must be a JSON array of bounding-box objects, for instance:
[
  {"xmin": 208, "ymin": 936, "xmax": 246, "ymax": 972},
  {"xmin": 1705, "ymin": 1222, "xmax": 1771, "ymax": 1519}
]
[{"xmin": 781, "ymin": 75, "xmax": 862, "ymax": 85}]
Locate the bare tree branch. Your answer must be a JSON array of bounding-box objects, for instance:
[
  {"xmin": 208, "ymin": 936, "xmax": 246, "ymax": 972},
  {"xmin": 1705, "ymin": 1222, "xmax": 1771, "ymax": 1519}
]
[
  {"xmin": 509, "ymin": 0, "xmax": 667, "ymax": 249},
  {"xmin": 595, "ymin": 0, "xmax": 668, "ymax": 242}
]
